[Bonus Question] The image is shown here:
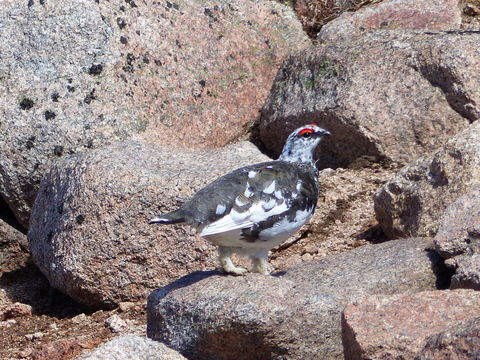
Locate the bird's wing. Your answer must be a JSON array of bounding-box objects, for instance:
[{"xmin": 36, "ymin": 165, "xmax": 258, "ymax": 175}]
[{"xmin": 198, "ymin": 163, "xmax": 303, "ymax": 236}]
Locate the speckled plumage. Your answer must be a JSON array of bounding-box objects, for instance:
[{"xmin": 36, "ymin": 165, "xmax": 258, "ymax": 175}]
[{"xmin": 149, "ymin": 124, "xmax": 331, "ymax": 275}]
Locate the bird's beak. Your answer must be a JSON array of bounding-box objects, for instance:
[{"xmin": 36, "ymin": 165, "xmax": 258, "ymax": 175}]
[{"xmin": 319, "ymin": 129, "xmax": 331, "ymax": 137}]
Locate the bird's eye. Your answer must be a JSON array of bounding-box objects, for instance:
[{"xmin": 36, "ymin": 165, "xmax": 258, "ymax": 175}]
[{"xmin": 298, "ymin": 128, "xmax": 314, "ymax": 138}]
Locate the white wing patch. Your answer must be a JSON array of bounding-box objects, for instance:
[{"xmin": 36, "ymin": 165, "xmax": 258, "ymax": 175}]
[
  {"xmin": 263, "ymin": 180, "xmax": 276, "ymax": 194},
  {"xmin": 200, "ymin": 201, "xmax": 288, "ymax": 237},
  {"xmin": 215, "ymin": 204, "xmax": 226, "ymax": 215},
  {"xmin": 296, "ymin": 181, "xmax": 302, "ymax": 192},
  {"xmin": 248, "ymin": 171, "xmax": 257, "ymax": 179},
  {"xmin": 244, "ymin": 183, "xmax": 254, "ymax": 198},
  {"xmin": 258, "ymin": 207, "xmax": 314, "ymax": 242},
  {"xmin": 262, "ymin": 198, "xmax": 276, "ymax": 211},
  {"xmin": 235, "ymin": 196, "xmax": 248, "ymax": 207}
]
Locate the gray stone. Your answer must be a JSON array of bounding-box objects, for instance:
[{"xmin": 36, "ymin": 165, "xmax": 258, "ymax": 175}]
[
  {"xmin": 28, "ymin": 140, "xmax": 270, "ymax": 308},
  {"xmin": 147, "ymin": 238, "xmax": 447, "ymax": 360},
  {"xmin": 375, "ymin": 121, "xmax": 480, "ymax": 239},
  {"xmin": 318, "ymin": 0, "xmax": 461, "ymax": 42},
  {"xmin": 0, "ymin": 0, "xmax": 309, "ymax": 228},
  {"xmin": 258, "ymin": 31, "xmax": 480, "ymax": 169},
  {"xmin": 77, "ymin": 334, "xmax": 187, "ymax": 360}
]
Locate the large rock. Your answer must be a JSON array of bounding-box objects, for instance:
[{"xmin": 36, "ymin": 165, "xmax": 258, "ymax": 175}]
[
  {"xmin": 318, "ymin": 0, "xmax": 461, "ymax": 42},
  {"xmin": 0, "ymin": 0, "xmax": 308, "ymax": 228},
  {"xmin": 375, "ymin": 121, "xmax": 480, "ymax": 239},
  {"xmin": 147, "ymin": 238, "xmax": 447, "ymax": 360},
  {"xmin": 342, "ymin": 289, "xmax": 480, "ymax": 360},
  {"xmin": 258, "ymin": 30, "xmax": 480, "ymax": 169},
  {"xmin": 77, "ymin": 335, "xmax": 187, "ymax": 360},
  {"xmin": 28, "ymin": 140, "xmax": 270, "ymax": 308},
  {"xmin": 416, "ymin": 317, "xmax": 480, "ymax": 360},
  {"xmin": 434, "ymin": 185, "xmax": 480, "ymax": 290}
]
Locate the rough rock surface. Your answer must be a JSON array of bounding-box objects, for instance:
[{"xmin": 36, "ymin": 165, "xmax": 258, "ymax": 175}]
[
  {"xmin": 258, "ymin": 30, "xmax": 479, "ymax": 169},
  {"xmin": 375, "ymin": 121, "xmax": 480, "ymax": 239},
  {"xmin": 318, "ymin": 0, "xmax": 462, "ymax": 41},
  {"xmin": 416, "ymin": 316, "xmax": 480, "ymax": 360},
  {"xmin": 77, "ymin": 334, "xmax": 187, "ymax": 360},
  {"xmin": 0, "ymin": 219, "xmax": 29, "ymax": 276},
  {"xmin": 147, "ymin": 238, "xmax": 447, "ymax": 360},
  {"xmin": 342, "ymin": 289, "xmax": 480, "ymax": 360},
  {"xmin": 434, "ymin": 184, "xmax": 480, "ymax": 290},
  {"xmin": 0, "ymin": 0, "xmax": 308, "ymax": 228},
  {"xmin": 28, "ymin": 140, "xmax": 270, "ymax": 308}
]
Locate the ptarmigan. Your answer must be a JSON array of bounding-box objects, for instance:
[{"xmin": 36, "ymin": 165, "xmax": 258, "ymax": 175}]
[{"xmin": 149, "ymin": 124, "xmax": 331, "ymax": 275}]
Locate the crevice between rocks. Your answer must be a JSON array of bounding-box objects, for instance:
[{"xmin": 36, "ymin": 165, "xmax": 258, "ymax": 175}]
[{"xmin": 0, "ymin": 194, "xmax": 26, "ymax": 235}]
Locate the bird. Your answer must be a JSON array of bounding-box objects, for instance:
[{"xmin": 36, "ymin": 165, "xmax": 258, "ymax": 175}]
[{"xmin": 149, "ymin": 124, "xmax": 331, "ymax": 275}]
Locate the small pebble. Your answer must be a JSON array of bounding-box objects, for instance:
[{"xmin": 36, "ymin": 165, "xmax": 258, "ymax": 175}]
[
  {"xmin": 18, "ymin": 348, "xmax": 33, "ymax": 358},
  {"xmin": 71, "ymin": 313, "xmax": 87, "ymax": 324},
  {"xmin": 105, "ymin": 314, "xmax": 127, "ymax": 333},
  {"xmin": 25, "ymin": 332, "xmax": 44, "ymax": 341}
]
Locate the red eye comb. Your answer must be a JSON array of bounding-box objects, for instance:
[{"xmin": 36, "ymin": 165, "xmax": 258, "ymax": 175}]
[{"xmin": 298, "ymin": 128, "xmax": 315, "ymax": 136}]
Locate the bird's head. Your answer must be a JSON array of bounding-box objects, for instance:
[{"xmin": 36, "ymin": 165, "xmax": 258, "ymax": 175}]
[{"xmin": 278, "ymin": 124, "xmax": 331, "ymax": 165}]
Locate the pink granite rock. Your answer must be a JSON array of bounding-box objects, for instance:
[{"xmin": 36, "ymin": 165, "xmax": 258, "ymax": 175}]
[
  {"xmin": 318, "ymin": 0, "xmax": 462, "ymax": 41},
  {"xmin": 342, "ymin": 289, "xmax": 480, "ymax": 360}
]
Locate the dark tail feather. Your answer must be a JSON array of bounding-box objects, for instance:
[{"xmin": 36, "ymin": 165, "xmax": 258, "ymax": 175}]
[{"xmin": 148, "ymin": 210, "xmax": 186, "ymax": 225}]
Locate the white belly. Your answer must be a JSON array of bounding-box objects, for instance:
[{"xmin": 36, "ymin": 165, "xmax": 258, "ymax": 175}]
[{"xmin": 201, "ymin": 207, "xmax": 314, "ymax": 250}]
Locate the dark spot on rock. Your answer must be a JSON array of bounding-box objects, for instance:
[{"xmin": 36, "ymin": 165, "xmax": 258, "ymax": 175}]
[
  {"xmin": 53, "ymin": 145, "xmax": 64, "ymax": 156},
  {"xmin": 380, "ymin": 21, "xmax": 389, "ymax": 27},
  {"xmin": 117, "ymin": 17, "xmax": 127, "ymax": 29},
  {"xmin": 123, "ymin": 53, "xmax": 136, "ymax": 73},
  {"xmin": 154, "ymin": 59, "xmax": 162, "ymax": 66},
  {"xmin": 26, "ymin": 136, "xmax": 36, "ymax": 149},
  {"xmin": 120, "ymin": 36, "xmax": 128, "ymax": 44},
  {"xmin": 51, "ymin": 92, "xmax": 60, "ymax": 102},
  {"xmin": 67, "ymin": 86, "xmax": 75, "ymax": 93},
  {"xmin": 27, "ymin": 0, "xmax": 34, "ymax": 7},
  {"xmin": 39, "ymin": 0, "xmax": 45, "ymax": 4},
  {"xmin": 67, "ymin": 78, "xmax": 73, "ymax": 83},
  {"xmin": 47, "ymin": 231, "xmax": 53, "ymax": 243},
  {"xmin": 20, "ymin": 98, "xmax": 34, "ymax": 110},
  {"xmin": 88, "ymin": 64, "xmax": 103, "ymax": 75},
  {"xmin": 175, "ymin": 39, "xmax": 182, "ymax": 48},
  {"xmin": 57, "ymin": 203, "xmax": 64, "ymax": 215},
  {"xmin": 199, "ymin": 79, "xmax": 206, "ymax": 87},
  {"xmin": 125, "ymin": 0, "xmax": 138, "ymax": 7},
  {"xmin": 76, "ymin": 214, "xmax": 85, "ymax": 225},
  {"xmin": 85, "ymin": 139, "xmax": 93, "ymax": 148},
  {"xmin": 44, "ymin": 110, "xmax": 56, "ymax": 120},
  {"xmin": 143, "ymin": 55, "xmax": 150, "ymax": 64},
  {"xmin": 204, "ymin": 8, "xmax": 217, "ymax": 21},
  {"xmin": 166, "ymin": 1, "xmax": 172, "ymax": 8},
  {"xmin": 126, "ymin": 90, "xmax": 134, "ymax": 97},
  {"xmin": 120, "ymin": 5, "xmax": 125, "ymax": 11},
  {"xmin": 84, "ymin": 89, "xmax": 96, "ymax": 104}
]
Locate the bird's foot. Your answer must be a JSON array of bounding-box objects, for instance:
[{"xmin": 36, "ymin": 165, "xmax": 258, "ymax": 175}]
[
  {"xmin": 252, "ymin": 257, "xmax": 269, "ymax": 275},
  {"xmin": 217, "ymin": 246, "xmax": 248, "ymax": 276},
  {"xmin": 220, "ymin": 264, "xmax": 248, "ymax": 276}
]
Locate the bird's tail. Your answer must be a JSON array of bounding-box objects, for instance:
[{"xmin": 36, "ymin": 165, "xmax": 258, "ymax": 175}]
[{"xmin": 148, "ymin": 209, "xmax": 186, "ymax": 225}]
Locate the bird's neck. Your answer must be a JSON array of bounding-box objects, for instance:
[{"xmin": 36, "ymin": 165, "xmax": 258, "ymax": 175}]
[{"xmin": 278, "ymin": 144, "xmax": 315, "ymax": 166}]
